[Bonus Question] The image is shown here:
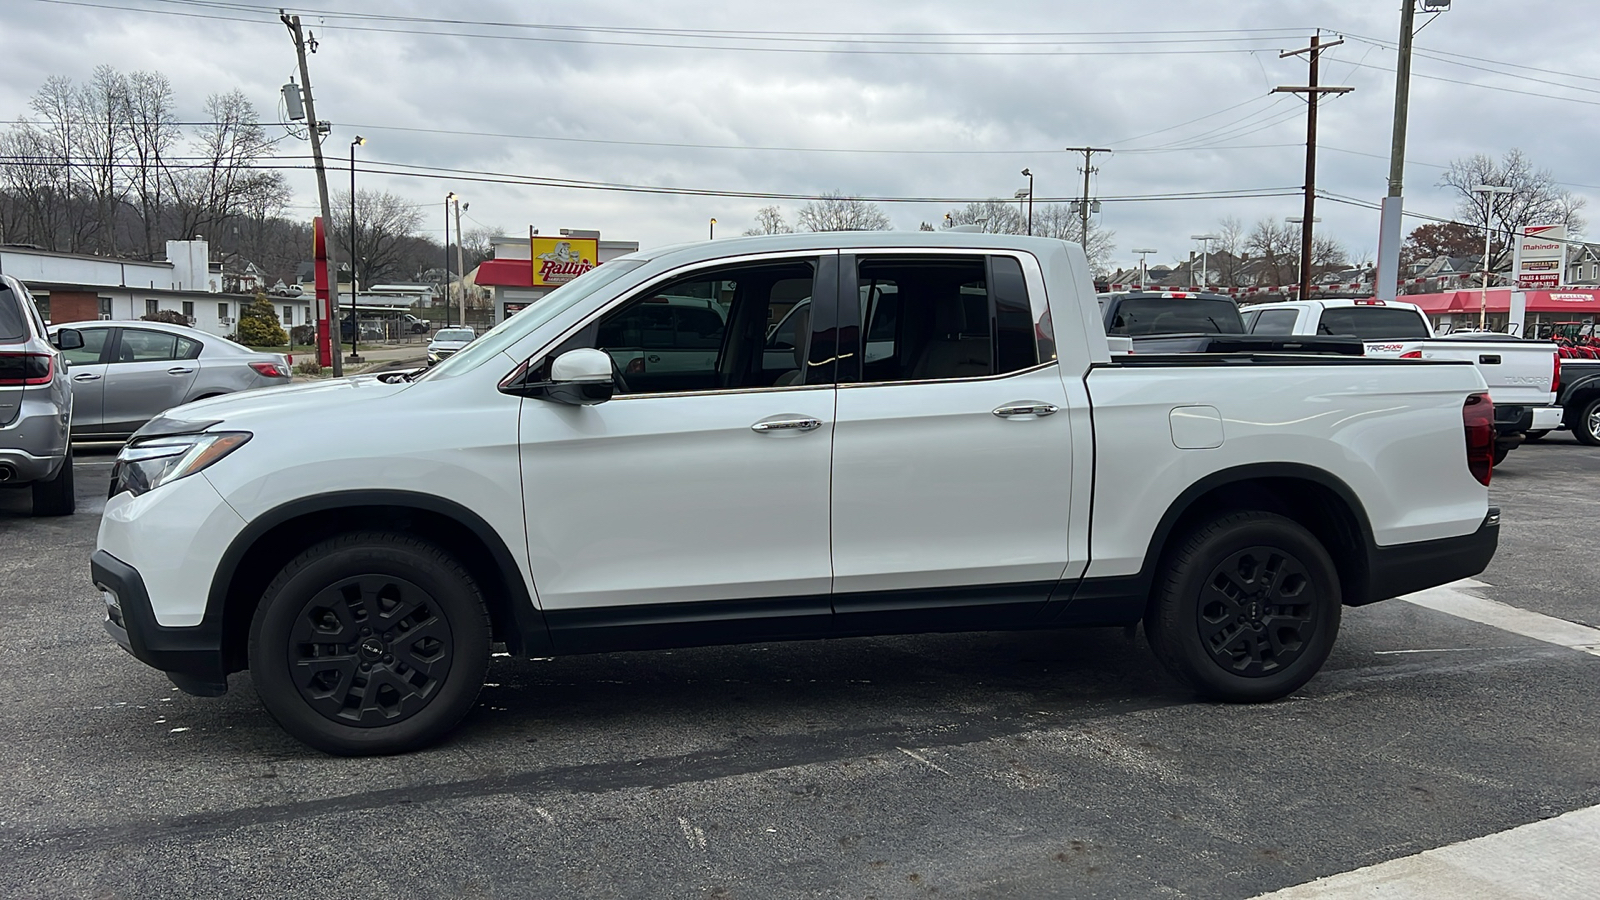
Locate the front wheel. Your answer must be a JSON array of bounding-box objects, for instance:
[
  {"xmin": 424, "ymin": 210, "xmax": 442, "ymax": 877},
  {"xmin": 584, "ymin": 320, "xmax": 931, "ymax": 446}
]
[
  {"xmin": 1574, "ymin": 397, "xmax": 1600, "ymax": 446},
  {"xmin": 1145, "ymin": 511, "xmax": 1341, "ymax": 703},
  {"xmin": 248, "ymin": 532, "xmax": 490, "ymax": 755}
]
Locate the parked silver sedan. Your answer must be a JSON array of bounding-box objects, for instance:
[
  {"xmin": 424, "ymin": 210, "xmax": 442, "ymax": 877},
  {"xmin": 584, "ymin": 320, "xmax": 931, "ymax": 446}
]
[{"xmin": 46, "ymin": 320, "xmax": 292, "ymax": 440}]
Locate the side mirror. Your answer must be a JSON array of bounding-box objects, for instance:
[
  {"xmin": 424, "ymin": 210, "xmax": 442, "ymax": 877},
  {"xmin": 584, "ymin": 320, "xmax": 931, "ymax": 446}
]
[
  {"xmin": 503, "ymin": 348, "xmax": 615, "ymax": 405},
  {"xmin": 52, "ymin": 328, "xmax": 84, "ymax": 351}
]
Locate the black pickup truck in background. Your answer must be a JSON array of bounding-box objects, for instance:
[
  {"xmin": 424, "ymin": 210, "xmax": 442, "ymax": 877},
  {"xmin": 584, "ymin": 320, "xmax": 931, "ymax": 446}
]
[
  {"xmin": 1098, "ymin": 291, "xmax": 1364, "ymax": 356},
  {"xmin": 1546, "ymin": 357, "xmax": 1600, "ymax": 444}
]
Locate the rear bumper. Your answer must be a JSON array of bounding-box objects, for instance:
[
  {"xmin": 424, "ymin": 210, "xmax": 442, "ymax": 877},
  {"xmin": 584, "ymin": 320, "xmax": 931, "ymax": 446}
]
[
  {"xmin": 1357, "ymin": 507, "xmax": 1500, "ymax": 606},
  {"xmin": 1532, "ymin": 405, "xmax": 1563, "ymax": 431},
  {"xmin": 91, "ymin": 550, "xmax": 227, "ymax": 696},
  {"xmin": 1494, "ymin": 404, "xmax": 1533, "ymax": 435}
]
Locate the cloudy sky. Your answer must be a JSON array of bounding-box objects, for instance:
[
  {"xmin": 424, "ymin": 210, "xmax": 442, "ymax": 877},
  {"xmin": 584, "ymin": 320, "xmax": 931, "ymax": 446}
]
[{"xmin": 3, "ymin": 0, "xmax": 1596, "ymax": 273}]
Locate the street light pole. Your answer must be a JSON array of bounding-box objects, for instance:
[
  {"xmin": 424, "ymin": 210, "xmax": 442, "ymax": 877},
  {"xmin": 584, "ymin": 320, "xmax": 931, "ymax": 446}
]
[
  {"xmin": 1190, "ymin": 233, "xmax": 1219, "ymax": 289},
  {"xmin": 1021, "ymin": 168, "xmax": 1034, "ymax": 236},
  {"xmin": 1473, "ymin": 183, "xmax": 1513, "ymax": 330},
  {"xmin": 348, "ymin": 135, "xmax": 364, "ymax": 363},
  {"xmin": 454, "ymin": 198, "xmax": 466, "ymax": 331},
  {"xmin": 1132, "ymin": 248, "xmax": 1158, "ymax": 289},
  {"xmin": 443, "ymin": 192, "xmax": 455, "ymax": 328}
]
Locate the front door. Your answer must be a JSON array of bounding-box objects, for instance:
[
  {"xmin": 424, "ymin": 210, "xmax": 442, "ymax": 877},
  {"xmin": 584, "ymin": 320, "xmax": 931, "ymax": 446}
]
[
  {"xmin": 60, "ymin": 325, "xmax": 114, "ymax": 435},
  {"xmin": 828, "ymin": 252, "xmax": 1076, "ymax": 633},
  {"xmin": 518, "ymin": 253, "xmax": 840, "ymax": 652}
]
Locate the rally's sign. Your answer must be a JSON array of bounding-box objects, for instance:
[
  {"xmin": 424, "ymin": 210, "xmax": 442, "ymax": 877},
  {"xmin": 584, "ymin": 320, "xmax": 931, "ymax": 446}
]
[
  {"xmin": 530, "ymin": 237, "xmax": 598, "ymax": 287},
  {"xmin": 1516, "ymin": 224, "xmax": 1566, "ymax": 289}
]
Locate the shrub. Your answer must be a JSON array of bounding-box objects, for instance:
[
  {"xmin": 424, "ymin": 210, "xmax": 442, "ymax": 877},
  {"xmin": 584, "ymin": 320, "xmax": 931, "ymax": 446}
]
[
  {"xmin": 140, "ymin": 309, "xmax": 191, "ymax": 326},
  {"xmin": 289, "ymin": 324, "xmax": 316, "ymax": 346},
  {"xmin": 236, "ymin": 293, "xmax": 287, "ymax": 346},
  {"xmin": 293, "ymin": 360, "xmax": 323, "ymax": 376}
]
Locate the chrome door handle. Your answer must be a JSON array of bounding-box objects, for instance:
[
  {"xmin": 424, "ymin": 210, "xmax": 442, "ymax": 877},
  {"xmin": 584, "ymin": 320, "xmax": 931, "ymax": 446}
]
[
  {"xmin": 751, "ymin": 417, "xmax": 822, "ymax": 433},
  {"xmin": 72, "ymin": 372, "xmax": 102, "ymax": 382},
  {"xmin": 993, "ymin": 403, "xmax": 1059, "ymax": 418},
  {"xmin": 167, "ymin": 367, "xmax": 195, "ymax": 375}
]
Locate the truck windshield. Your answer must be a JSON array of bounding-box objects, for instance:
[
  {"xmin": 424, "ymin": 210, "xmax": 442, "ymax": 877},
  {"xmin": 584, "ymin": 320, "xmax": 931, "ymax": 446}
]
[
  {"xmin": 1108, "ymin": 297, "xmax": 1243, "ymax": 336},
  {"xmin": 1316, "ymin": 307, "xmax": 1430, "ymax": 340}
]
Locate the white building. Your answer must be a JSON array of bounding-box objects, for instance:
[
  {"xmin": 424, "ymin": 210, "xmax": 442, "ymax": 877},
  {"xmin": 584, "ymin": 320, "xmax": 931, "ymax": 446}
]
[{"xmin": 0, "ymin": 240, "xmax": 311, "ymax": 337}]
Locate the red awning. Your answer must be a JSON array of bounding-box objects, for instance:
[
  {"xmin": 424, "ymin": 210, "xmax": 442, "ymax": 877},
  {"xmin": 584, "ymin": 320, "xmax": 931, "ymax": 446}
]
[
  {"xmin": 1398, "ymin": 288, "xmax": 1600, "ymax": 315},
  {"xmin": 475, "ymin": 258, "xmax": 534, "ymax": 288}
]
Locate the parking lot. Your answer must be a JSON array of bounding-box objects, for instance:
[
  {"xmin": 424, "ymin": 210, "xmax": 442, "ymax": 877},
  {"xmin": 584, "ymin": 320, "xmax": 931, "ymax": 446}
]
[{"xmin": 1, "ymin": 438, "xmax": 1597, "ymax": 898}]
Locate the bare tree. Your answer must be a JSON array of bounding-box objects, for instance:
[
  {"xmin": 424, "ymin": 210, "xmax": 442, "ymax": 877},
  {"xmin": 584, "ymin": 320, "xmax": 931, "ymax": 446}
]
[
  {"xmin": 168, "ymin": 89, "xmax": 286, "ymax": 243},
  {"xmin": 23, "ymin": 75, "xmax": 81, "ymax": 250},
  {"xmin": 1311, "ymin": 234, "xmax": 1348, "ymax": 275},
  {"xmin": 743, "ymin": 205, "xmax": 794, "ymax": 235},
  {"xmin": 334, "ymin": 188, "xmax": 424, "ymax": 288},
  {"xmin": 1213, "ymin": 215, "xmax": 1247, "ymax": 287},
  {"xmin": 796, "ymin": 191, "xmax": 892, "ymax": 232},
  {"xmin": 76, "ymin": 65, "xmax": 130, "ymax": 253},
  {"xmin": 124, "ymin": 70, "xmax": 180, "ymax": 258},
  {"xmin": 1246, "ymin": 218, "xmax": 1298, "ymax": 286},
  {"xmin": 1441, "ymin": 148, "xmax": 1587, "ymax": 271},
  {"xmin": 941, "ymin": 199, "xmax": 1023, "ymax": 234},
  {"xmin": 0, "ymin": 125, "xmax": 68, "ymax": 248},
  {"xmin": 1032, "ymin": 203, "xmax": 1116, "ymax": 275}
]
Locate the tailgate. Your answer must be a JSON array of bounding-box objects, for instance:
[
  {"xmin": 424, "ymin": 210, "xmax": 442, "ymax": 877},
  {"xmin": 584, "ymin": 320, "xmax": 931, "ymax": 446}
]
[{"xmin": 1422, "ymin": 340, "xmax": 1557, "ymax": 405}]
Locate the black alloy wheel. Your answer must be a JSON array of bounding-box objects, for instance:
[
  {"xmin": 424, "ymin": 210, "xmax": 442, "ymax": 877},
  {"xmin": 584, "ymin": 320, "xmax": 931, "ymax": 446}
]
[
  {"xmin": 1146, "ymin": 510, "xmax": 1341, "ymax": 702},
  {"xmin": 287, "ymin": 573, "xmax": 455, "ymax": 727},
  {"xmin": 250, "ymin": 532, "xmax": 489, "ymax": 755}
]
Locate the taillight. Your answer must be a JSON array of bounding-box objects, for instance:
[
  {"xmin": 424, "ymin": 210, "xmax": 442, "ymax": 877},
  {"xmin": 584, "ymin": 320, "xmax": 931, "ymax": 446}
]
[
  {"xmin": 0, "ymin": 352, "xmax": 53, "ymax": 386},
  {"xmin": 1551, "ymin": 352, "xmax": 1561, "ymax": 393},
  {"xmin": 1463, "ymin": 392, "xmax": 1494, "ymax": 486},
  {"xmin": 249, "ymin": 361, "xmax": 288, "ymax": 378},
  {"xmin": 1399, "ymin": 350, "xmax": 1423, "ymax": 359}
]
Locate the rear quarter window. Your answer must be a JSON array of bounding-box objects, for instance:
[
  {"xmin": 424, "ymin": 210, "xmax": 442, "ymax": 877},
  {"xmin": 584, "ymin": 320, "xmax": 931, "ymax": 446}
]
[{"xmin": 0, "ymin": 286, "xmax": 28, "ymax": 342}]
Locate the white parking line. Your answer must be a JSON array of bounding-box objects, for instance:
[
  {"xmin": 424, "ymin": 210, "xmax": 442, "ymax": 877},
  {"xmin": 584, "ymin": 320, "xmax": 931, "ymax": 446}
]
[
  {"xmin": 1250, "ymin": 804, "xmax": 1600, "ymax": 899},
  {"xmin": 1400, "ymin": 579, "xmax": 1600, "ymax": 658}
]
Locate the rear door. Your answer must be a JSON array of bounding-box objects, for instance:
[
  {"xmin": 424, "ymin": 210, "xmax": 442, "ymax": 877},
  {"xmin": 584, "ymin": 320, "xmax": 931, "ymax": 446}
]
[
  {"xmin": 101, "ymin": 327, "xmax": 202, "ymax": 435},
  {"xmin": 828, "ymin": 251, "xmax": 1075, "ymax": 633},
  {"xmin": 59, "ymin": 325, "xmax": 114, "ymax": 434}
]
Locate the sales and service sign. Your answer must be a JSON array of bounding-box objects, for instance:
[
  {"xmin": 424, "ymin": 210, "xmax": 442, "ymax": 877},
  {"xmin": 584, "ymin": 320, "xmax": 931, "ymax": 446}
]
[
  {"xmin": 530, "ymin": 237, "xmax": 598, "ymax": 286},
  {"xmin": 1517, "ymin": 224, "xmax": 1566, "ymax": 289}
]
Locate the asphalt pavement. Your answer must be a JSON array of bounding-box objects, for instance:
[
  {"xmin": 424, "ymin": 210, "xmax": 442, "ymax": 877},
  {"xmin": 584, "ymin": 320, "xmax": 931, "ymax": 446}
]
[{"xmin": 0, "ymin": 437, "xmax": 1596, "ymax": 898}]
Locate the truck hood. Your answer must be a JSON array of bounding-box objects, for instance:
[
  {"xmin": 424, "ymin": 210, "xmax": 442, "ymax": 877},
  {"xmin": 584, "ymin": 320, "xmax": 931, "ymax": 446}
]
[{"xmin": 144, "ymin": 374, "xmax": 409, "ymax": 432}]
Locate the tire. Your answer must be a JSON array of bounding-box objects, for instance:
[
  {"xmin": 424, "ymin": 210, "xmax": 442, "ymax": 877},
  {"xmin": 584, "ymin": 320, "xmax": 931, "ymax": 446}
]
[
  {"xmin": 1145, "ymin": 511, "xmax": 1341, "ymax": 703},
  {"xmin": 1523, "ymin": 430, "xmax": 1549, "ymax": 442},
  {"xmin": 248, "ymin": 532, "xmax": 490, "ymax": 755},
  {"xmin": 30, "ymin": 446, "xmax": 75, "ymax": 517},
  {"xmin": 1492, "ymin": 445, "xmax": 1511, "ymax": 466},
  {"xmin": 1574, "ymin": 397, "xmax": 1600, "ymax": 446}
]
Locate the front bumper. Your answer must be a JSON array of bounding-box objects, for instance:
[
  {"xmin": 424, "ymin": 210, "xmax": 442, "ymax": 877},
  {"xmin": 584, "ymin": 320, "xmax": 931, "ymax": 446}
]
[
  {"xmin": 92, "ymin": 550, "xmax": 228, "ymax": 696},
  {"xmin": 1358, "ymin": 507, "xmax": 1500, "ymax": 606}
]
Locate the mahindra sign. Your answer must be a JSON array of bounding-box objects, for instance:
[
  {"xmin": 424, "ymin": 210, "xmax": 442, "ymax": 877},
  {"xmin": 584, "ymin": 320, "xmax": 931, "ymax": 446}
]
[{"xmin": 1517, "ymin": 224, "xmax": 1566, "ymax": 290}]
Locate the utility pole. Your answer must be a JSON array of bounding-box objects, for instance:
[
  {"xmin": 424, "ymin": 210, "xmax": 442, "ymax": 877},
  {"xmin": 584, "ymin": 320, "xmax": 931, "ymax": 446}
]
[
  {"xmin": 1377, "ymin": 2, "xmax": 1451, "ymax": 301},
  {"xmin": 454, "ymin": 198, "xmax": 466, "ymax": 330},
  {"xmin": 1065, "ymin": 146, "xmax": 1110, "ymax": 249},
  {"xmin": 1275, "ymin": 32, "xmax": 1352, "ymax": 302},
  {"xmin": 281, "ymin": 12, "xmax": 342, "ymax": 376}
]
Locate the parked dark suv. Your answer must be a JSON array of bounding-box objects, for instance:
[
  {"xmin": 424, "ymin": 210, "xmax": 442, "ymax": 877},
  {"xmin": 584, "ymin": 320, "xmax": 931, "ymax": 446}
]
[{"xmin": 0, "ymin": 274, "xmax": 83, "ymax": 515}]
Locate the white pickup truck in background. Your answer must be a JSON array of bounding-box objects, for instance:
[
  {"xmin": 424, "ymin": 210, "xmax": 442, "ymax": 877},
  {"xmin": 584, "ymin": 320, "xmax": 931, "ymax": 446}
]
[
  {"xmin": 92, "ymin": 233, "xmax": 1501, "ymax": 754},
  {"xmin": 1243, "ymin": 298, "xmax": 1560, "ymax": 463}
]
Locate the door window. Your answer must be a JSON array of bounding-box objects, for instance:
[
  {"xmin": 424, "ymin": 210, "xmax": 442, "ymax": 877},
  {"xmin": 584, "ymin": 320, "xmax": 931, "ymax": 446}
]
[
  {"xmin": 115, "ymin": 329, "xmax": 179, "ymax": 363},
  {"xmin": 62, "ymin": 328, "xmax": 111, "ymax": 365},
  {"xmin": 567, "ymin": 259, "xmax": 818, "ymax": 394},
  {"xmin": 850, "ymin": 255, "xmax": 1039, "ymax": 384},
  {"xmin": 1251, "ymin": 309, "xmax": 1300, "ymax": 334},
  {"xmin": 1316, "ymin": 307, "xmax": 1431, "ymax": 340}
]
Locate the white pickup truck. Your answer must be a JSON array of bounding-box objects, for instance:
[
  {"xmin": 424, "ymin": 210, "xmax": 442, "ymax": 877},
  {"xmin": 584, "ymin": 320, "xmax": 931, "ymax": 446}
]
[
  {"xmin": 1243, "ymin": 298, "xmax": 1561, "ymax": 463},
  {"xmin": 93, "ymin": 233, "xmax": 1499, "ymax": 755}
]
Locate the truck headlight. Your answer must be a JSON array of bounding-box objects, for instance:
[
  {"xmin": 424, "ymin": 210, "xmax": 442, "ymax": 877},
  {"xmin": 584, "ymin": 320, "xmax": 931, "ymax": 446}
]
[{"xmin": 111, "ymin": 432, "xmax": 251, "ymax": 498}]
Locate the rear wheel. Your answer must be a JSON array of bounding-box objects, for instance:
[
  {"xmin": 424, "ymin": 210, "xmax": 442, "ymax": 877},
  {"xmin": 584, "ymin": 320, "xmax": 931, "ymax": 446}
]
[
  {"xmin": 1575, "ymin": 397, "xmax": 1600, "ymax": 446},
  {"xmin": 1492, "ymin": 445, "xmax": 1512, "ymax": 466},
  {"xmin": 1146, "ymin": 511, "xmax": 1341, "ymax": 702},
  {"xmin": 30, "ymin": 446, "xmax": 75, "ymax": 517},
  {"xmin": 1523, "ymin": 430, "xmax": 1550, "ymax": 442},
  {"xmin": 248, "ymin": 532, "xmax": 490, "ymax": 755}
]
